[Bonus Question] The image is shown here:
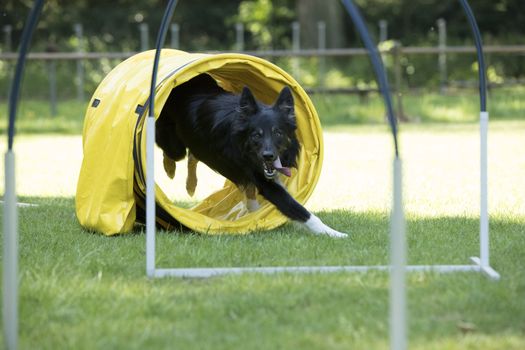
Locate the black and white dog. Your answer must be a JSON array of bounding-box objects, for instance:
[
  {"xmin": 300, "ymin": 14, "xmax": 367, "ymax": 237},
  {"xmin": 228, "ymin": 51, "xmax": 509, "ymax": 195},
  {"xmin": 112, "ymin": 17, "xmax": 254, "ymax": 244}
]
[{"xmin": 156, "ymin": 74, "xmax": 346, "ymax": 237}]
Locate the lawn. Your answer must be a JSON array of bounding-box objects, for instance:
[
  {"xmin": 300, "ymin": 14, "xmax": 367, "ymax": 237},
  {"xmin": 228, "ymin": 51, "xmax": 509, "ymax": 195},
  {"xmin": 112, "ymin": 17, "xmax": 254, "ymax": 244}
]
[
  {"xmin": 1, "ymin": 120, "xmax": 524, "ymax": 349},
  {"xmin": 1, "ymin": 87, "xmax": 524, "ymax": 135},
  {"xmin": 312, "ymin": 87, "xmax": 525, "ymax": 125}
]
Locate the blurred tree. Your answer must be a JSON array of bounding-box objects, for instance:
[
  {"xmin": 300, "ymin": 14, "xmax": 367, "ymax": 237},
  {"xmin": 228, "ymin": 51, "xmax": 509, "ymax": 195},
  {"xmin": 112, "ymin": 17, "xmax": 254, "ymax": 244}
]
[
  {"xmin": 2, "ymin": 0, "xmax": 524, "ymax": 52},
  {"xmin": 1, "ymin": 0, "xmax": 523, "ymax": 92},
  {"xmin": 1, "ymin": 0, "xmax": 242, "ymax": 52},
  {"xmin": 296, "ymin": 0, "xmax": 346, "ymax": 49},
  {"xmin": 234, "ymin": 0, "xmax": 295, "ymax": 50},
  {"xmin": 351, "ymin": 0, "xmax": 525, "ymax": 45},
  {"xmin": 174, "ymin": 0, "xmax": 242, "ymax": 50}
]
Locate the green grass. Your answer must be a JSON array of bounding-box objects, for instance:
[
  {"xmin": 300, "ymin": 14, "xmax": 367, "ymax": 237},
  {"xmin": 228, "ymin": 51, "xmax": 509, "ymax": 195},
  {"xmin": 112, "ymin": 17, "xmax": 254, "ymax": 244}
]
[
  {"xmin": 1, "ymin": 87, "xmax": 524, "ymax": 135},
  {"xmin": 1, "ymin": 121, "xmax": 524, "ymax": 349},
  {"xmin": 0, "ymin": 99, "xmax": 87, "ymax": 135},
  {"xmin": 1, "ymin": 197, "xmax": 524, "ymax": 349},
  {"xmin": 312, "ymin": 87, "xmax": 525, "ymax": 125}
]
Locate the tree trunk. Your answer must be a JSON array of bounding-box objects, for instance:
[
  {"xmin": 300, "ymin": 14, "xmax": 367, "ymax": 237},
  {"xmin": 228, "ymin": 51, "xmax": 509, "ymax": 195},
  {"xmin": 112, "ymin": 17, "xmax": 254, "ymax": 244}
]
[{"xmin": 296, "ymin": 0, "xmax": 346, "ymax": 49}]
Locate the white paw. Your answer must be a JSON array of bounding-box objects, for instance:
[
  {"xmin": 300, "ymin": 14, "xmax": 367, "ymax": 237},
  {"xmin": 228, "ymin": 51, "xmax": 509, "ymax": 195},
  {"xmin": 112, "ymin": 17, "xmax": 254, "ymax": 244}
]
[
  {"xmin": 302, "ymin": 214, "xmax": 348, "ymax": 238},
  {"xmin": 322, "ymin": 227, "xmax": 348, "ymax": 238}
]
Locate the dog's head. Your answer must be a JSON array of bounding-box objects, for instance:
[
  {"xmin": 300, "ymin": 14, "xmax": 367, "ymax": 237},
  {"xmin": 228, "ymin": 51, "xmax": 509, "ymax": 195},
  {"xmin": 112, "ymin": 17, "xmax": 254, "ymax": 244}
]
[{"xmin": 234, "ymin": 86, "xmax": 300, "ymax": 180}]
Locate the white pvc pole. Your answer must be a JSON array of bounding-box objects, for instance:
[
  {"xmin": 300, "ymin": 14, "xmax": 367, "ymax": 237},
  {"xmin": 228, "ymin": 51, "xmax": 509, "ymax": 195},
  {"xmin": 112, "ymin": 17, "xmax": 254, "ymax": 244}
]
[
  {"xmin": 4, "ymin": 151, "xmax": 18, "ymax": 350},
  {"xmin": 146, "ymin": 117, "xmax": 156, "ymax": 277},
  {"xmin": 479, "ymin": 111, "xmax": 489, "ymax": 267},
  {"xmin": 152, "ymin": 264, "xmax": 482, "ymax": 278},
  {"xmin": 390, "ymin": 157, "xmax": 407, "ymax": 350}
]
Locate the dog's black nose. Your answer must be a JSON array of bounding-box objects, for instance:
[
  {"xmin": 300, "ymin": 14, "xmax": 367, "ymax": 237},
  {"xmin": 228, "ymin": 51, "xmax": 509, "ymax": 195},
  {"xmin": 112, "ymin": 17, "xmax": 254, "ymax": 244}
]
[{"xmin": 262, "ymin": 151, "xmax": 275, "ymax": 161}]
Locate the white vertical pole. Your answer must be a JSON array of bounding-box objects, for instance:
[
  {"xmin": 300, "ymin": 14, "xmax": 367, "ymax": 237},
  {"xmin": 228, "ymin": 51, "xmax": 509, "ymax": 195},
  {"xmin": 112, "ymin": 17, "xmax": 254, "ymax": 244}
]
[
  {"xmin": 146, "ymin": 117, "xmax": 156, "ymax": 277},
  {"xmin": 3, "ymin": 25, "xmax": 13, "ymax": 52},
  {"xmin": 480, "ymin": 111, "xmax": 489, "ymax": 266},
  {"xmin": 292, "ymin": 21, "xmax": 300, "ymax": 80},
  {"xmin": 140, "ymin": 23, "xmax": 149, "ymax": 51},
  {"xmin": 437, "ymin": 18, "xmax": 447, "ymax": 94},
  {"xmin": 48, "ymin": 59, "xmax": 57, "ymax": 116},
  {"xmin": 4, "ymin": 151, "xmax": 18, "ymax": 350},
  {"xmin": 378, "ymin": 19, "xmax": 388, "ymax": 42},
  {"xmin": 390, "ymin": 157, "xmax": 407, "ymax": 350},
  {"xmin": 317, "ymin": 21, "xmax": 326, "ymax": 88},
  {"xmin": 235, "ymin": 23, "xmax": 244, "ymax": 51},
  {"xmin": 74, "ymin": 23, "xmax": 84, "ymax": 103},
  {"xmin": 170, "ymin": 23, "xmax": 180, "ymax": 49}
]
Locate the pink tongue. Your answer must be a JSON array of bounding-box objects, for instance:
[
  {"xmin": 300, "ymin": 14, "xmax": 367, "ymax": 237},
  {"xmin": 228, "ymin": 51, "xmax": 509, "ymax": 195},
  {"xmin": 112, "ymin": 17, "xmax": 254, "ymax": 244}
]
[{"xmin": 273, "ymin": 157, "xmax": 291, "ymax": 177}]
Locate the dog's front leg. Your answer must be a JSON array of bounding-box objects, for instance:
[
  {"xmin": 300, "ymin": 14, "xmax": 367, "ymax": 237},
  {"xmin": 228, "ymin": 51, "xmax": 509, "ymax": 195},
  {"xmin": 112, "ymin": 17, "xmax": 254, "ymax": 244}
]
[
  {"xmin": 186, "ymin": 153, "xmax": 198, "ymax": 196},
  {"xmin": 255, "ymin": 178, "xmax": 347, "ymax": 238},
  {"xmin": 300, "ymin": 213, "xmax": 348, "ymax": 238},
  {"xmin": 244, "ymin": 184, "xmax": 260, "ymax": 212},
  {"xmin": 163, "ymin": 153, "xmax": 176, "ymax": 179}
]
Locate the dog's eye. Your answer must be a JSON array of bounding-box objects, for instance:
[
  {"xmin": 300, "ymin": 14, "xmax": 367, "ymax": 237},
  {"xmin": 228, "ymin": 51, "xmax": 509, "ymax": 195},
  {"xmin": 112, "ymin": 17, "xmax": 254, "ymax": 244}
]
[
  {"xmin": 252, "ymin": 132, "xmax": 262, "ymax": 140},
  {"xmin": 274, "ymin": 130, "xmax": 283, "ymax": 137}
]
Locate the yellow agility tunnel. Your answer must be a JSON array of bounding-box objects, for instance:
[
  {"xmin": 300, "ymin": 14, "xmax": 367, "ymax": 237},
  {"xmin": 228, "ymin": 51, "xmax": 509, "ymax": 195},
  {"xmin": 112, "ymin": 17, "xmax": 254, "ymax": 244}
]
[{"xmin": 76, "ymin": 49, "xmax": 324, "ymax": 235}]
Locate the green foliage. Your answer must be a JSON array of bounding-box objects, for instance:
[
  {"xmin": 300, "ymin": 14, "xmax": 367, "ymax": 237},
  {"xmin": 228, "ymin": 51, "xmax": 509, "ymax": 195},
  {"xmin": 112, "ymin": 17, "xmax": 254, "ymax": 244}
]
[
  {"xmin": 1, "ymin": 0, "xmax": 524, "ymax": 98},
  {"xmin": 234, "ymin": 0, "xmax": 295, "ymax": 50},
  {"xmin": 238, "ymin": 0, "xmax": 275, "ymax": 49},
  {"xmin": 173, "ymin": 0, "xmax": 243, "ymax": 51},
  {"xmin": 4, "ymin": 0, "xmax": 524, "ymax": 53},
  {"xmin": 0, "ymin": 99, "xmax": 86, "ymax": 134},
  {"xmin": 351, "ymin": 0, "xmax": 525, "ymax": 46},
  {"xmin": 2, "ymin": 0, "xmax": 243, "ymax": 53}
]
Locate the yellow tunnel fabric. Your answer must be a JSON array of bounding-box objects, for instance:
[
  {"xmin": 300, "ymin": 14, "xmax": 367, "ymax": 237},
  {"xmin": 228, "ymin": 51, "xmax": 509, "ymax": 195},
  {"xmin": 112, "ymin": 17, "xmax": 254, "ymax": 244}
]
[{"xmin": 76, "ymin": 49, "xmax": 323, "ymax": 235}]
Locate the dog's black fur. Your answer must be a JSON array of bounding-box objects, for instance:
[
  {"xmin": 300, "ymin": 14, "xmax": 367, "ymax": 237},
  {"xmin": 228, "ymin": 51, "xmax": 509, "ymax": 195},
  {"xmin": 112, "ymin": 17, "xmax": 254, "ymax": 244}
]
[{"xmin": 155, "ymin": 73, "xmax": 312, "ymax": 223}]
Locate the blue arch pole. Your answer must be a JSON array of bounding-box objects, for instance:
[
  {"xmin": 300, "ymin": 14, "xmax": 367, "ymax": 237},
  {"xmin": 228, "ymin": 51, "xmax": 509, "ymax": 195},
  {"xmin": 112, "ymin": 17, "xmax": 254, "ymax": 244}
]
[
  {"xmin": 459, "ymin": 0, "xmax": 487, "ymax": 112},
  {"xmin": 146, "ymin": 0, "xmax": 179, "ymax": 277},
  {"xmin": 339, "ymin": 1, "xmax": 406, "ymax": 350},
  {"xmin": 7, "ymin": 0, "xmax": 45, "ymax": 151},
  {"xmin": 458, "ymin": 0, "xmax": 498, "ymax": 279},
  {"xmin": 4, "ymin": 1, "xmax": 45, "ymax": 349},
  {"xmin": 340, "ymin": 0, "xmax": 399, "ymax": 157}
]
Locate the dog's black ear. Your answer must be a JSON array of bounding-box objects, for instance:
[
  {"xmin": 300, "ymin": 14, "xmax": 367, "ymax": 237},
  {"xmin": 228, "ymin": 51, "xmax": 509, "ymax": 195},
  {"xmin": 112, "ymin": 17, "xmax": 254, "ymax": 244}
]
[
  {"xmin": 239, "ymin": 87, "xmax": 258, "ymax": 116},
  {"xmin": 274, "ymin": 86, "xmax": 294, "ymax": 116}
]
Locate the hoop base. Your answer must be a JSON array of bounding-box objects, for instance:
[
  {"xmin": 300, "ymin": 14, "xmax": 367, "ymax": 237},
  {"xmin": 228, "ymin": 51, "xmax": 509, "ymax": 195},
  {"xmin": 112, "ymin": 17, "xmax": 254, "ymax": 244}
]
[{"xmin": 147, "ymin": 261, "xmax": 499, "ymax": 279}]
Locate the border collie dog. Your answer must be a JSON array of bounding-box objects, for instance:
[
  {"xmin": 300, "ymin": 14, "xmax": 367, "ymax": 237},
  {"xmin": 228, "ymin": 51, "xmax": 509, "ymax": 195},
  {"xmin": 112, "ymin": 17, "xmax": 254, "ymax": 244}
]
[{"xmin": 156, "ymin": 74, "xmax": 347, "ymax": 238}]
